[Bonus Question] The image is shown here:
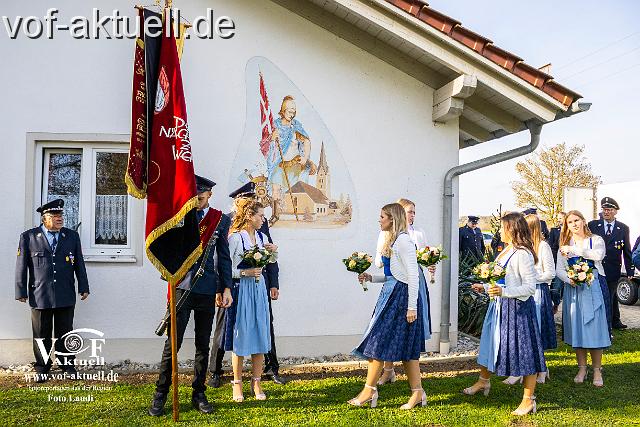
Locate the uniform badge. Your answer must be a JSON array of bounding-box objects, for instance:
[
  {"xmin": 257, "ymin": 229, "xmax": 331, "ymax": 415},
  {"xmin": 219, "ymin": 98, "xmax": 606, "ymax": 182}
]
[{"xmin": 17, "ymin": 247, "xmax": 20, "ymax": 256}]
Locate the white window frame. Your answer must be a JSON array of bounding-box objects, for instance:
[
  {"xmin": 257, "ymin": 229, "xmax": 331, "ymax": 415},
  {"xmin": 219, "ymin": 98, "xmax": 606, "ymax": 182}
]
[{"xmin": 28, "ymin": 134, "xmax": 143, "ymax": 263}]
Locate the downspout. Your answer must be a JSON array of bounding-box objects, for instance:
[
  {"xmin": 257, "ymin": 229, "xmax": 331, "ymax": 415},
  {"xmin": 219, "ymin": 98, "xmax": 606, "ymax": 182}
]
[{"xmin": 439, "ymin": 120, "xmax": 542, "ymax": 354}]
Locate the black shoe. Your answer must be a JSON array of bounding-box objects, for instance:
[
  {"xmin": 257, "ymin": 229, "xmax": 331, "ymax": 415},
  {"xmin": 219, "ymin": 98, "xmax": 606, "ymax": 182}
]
[
  {"xmin": 191, "ymin": 392, "xmax": 214, "ymax": 414},
  {"xmin": 34, "ymin": 371, "xmax": 49, "ymax": 383},
  {"xmin": 612, "ymin": 322, "xmax": 628, "ymax": 330},
  {"xmin": 148, "ymin": 392, "xmax": 167, "ymax": 417},
  {"xmin": 63, "ymin": 366, "xmax": 78, "ymax": 377},
  {"xmin": 267, "ymin": 372, "xmax": 288, "ymax": 385},
  {"xmin": 208, "ymin": 373, "xmax": 222, "ymax": 388}
]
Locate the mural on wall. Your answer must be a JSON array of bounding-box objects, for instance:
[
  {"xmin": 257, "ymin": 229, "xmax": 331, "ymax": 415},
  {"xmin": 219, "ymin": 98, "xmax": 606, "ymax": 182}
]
[{"xmin": 230, "ymin": 57, "xmax": 356, "ymax": 230}]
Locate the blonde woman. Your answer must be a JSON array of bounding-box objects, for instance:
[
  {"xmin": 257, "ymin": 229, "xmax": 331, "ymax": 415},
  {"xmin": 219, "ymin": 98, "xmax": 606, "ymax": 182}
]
[
  {"xmin": 503, "ymin": 214, "xmax": 557, "ymax": 385},
  {"xmin": 223, "ymin": 200, "xmax": 277, "ymax": 402},
  {"xmin": 556, "ymin": 210, "xmax": 610, "ymax": 387},
  {"xmin": 465, "ymin": 213, "xmax": 546, "ymax": 416},
  {"xmin": 349, "ymin": 203, "xmax": 426, "ymax": 410},
  {"xmin": 377, "ymin": 198, "xmax": 434, "ymax": 386}
]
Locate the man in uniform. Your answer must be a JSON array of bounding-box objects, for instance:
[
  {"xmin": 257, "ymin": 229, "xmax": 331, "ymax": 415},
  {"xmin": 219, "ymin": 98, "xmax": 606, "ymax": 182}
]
[
  {"xmin": 459, "ymin": 215, "xmax": 485, "ymax": 263},
  {"xmin": 148, "ymin": 175, "xmax": 233, "ymax": 416},
  {"xmin": 547, "ymin": 211, "xmax": 566, "ymax": 311},
  {"xmin": 15, "ymin": 199, "xmax": 90, "ymax": 382},
  {"xmin": 523, "ymin": 207, "xmax": 549, "ymax": 240},
  {"xmin": 208, "ymin": 181, "xmax": 287, "ymax": 388},
  {"xmin": 588, "ymin": 197, "xmax": 634, "ymax": 330}
]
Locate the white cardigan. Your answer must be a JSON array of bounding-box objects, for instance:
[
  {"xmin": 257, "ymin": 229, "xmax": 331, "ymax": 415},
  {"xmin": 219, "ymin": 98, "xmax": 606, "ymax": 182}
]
[
  {"xmin": 534, "ymin": 241, "xmax": 556, "ymax": 285},
  {"xmin": 494, "ymin": 247, "xmax": 537, "ymax": 301},
  {"xmin": 372, "ymin": 232, "xmax": 420, "ymax": 310},
  {"xmin": 556, "ymin": 235, "xmax": 606, "ymax": 283}
]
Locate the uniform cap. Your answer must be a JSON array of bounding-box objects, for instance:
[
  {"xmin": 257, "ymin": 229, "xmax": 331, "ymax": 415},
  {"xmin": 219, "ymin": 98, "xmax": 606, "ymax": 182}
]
[
  {"xmin": 601, "ymin": 197, "xmax": 619, "ymax": 210},
  {"xmin": 228, "ymin": 182, "xmax": 256, "ymax": 199},
  {"xmin": 36, "ymin": 199, "xmax": 64, "ymax": 214},
  {"xmin": 195, "ymin": 175, "xmax": 216, "ymax": 193}
]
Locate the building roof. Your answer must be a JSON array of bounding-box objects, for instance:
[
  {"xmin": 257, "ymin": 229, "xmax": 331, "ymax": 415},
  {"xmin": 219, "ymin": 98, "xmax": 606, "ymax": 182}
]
[
  {"xmin": 384, "ymin": 0, "xmax": 581, "ymax": 107},
  {"xmin": 287, "ymin": 181, "xmax": 330, "ymax": 204}
]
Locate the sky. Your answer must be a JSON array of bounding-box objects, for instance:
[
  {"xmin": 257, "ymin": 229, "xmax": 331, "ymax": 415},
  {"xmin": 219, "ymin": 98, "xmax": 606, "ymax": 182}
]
[{"xmin": 428, "ymin": 0, "xmax": 640, "ymax": 216}]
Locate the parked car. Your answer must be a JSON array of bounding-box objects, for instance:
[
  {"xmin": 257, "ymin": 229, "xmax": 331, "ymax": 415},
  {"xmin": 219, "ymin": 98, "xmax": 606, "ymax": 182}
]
[{"xmin": 482, "ymin": 233, "xmax": 493, "ymax": 248}]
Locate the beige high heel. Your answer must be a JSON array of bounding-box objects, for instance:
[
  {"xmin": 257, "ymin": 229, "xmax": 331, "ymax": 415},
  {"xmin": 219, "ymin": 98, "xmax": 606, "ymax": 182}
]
[
  {"xmin": 502, "ymin": 376, "xmax": 523, "ymax": 385},
  {"xmin": 462, "ymin": 376, "xmax": 491, "ymax": 396},
  {"xmin": 251, "ymin": 377, "xmax": 267, "ymax": 400},
  {"xmin": 574, "ymin": 365, "xmax": 588, "ymax": 384},
  {"xmin": 592, "ymin": 367, "xmax": 604, "ymax": 387},
  {"xmin": 347, "ymin": 384, "xmax": 378, "ymax": 408},
  {"xmin": 377, "ymin": 367, "xmax": 397, "ymax": 386},
  {"xmin": 231, "ymin": 379, "xmax": 244, "ymax": 403},
  {"xmin": 511, "ymin": 395, "xmax": 537, "ymax": 416},
  {"xmin": 400, "ymin": 388, "xmax": 427, "ymax": 409}
]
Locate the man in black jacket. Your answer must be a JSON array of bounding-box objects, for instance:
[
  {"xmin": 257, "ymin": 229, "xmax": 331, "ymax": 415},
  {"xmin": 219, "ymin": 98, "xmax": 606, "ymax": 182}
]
[
  {"xmin": 149, "ymin": 175, "xmax": 233, "ymax": 416},
  {"xmin": 208, "ymin": 181, "xmax": 287, "ymax": 387},
  {"xmin": 588, "ymin": 197, "xmax": 635, "ymax": 330},
  {"xmin": 15, "ymin": 199, "xmax": 90, "ymax": 382},
  {"xmin": 547, "ymin": 211, "xmax": 566, "ymax": 309}
]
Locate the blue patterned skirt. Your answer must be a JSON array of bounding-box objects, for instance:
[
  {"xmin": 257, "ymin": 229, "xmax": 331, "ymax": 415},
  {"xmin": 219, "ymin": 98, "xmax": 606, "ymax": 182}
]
[
  {"xmin": 353, "ymin": 278, "xmax": 425, "ymax": 361},
  {"xmin": 478, "ymin": 296, "xmax": 546, "ymax": 376},
  {"xmin": 598, "ymin": 273, "xmax": 612, "ymax": 333},
  {"xmin": 222, "ymin": 276, "xmax": 271, "ymax": 357},
  {"xmin": 418, "ymin": 268, "xmax": 432, "ymax": 338},
  {"xmin": 534, "ymin": 283, "xmax": 557, "ymax": 350},
  {"xmin": 562, "ymin": 272, "xmax": 611, "ymax": 349}
]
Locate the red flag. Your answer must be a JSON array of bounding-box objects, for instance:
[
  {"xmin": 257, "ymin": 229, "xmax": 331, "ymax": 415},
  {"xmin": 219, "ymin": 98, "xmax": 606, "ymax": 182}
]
[
  {"xmin": 145, "ymin": 21, "xmax": 201, "ymax": 283},
  {"xmin": 259, "ymin": 72, "xmax": 274, "ymax": 157}
]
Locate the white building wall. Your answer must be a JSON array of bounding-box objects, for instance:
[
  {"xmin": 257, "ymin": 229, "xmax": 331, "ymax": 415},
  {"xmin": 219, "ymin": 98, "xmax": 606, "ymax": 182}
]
[{"xmin": 0, "ymin": 0, "xmax": 459, "ymax": 364}]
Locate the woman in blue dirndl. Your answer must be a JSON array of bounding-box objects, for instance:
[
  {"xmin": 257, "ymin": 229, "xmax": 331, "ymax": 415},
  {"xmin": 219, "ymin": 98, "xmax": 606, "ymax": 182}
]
[
  {"xmin": 377, "ymin": 198, "xmax": 435, "ymax": 386},
  {"xmin": 349, "ymin": 203, "xmax": 426, "ymax": 410},
  {"xmin": 223, "ymin": 200, "xmax": 275, "ymax": 402},
  {"xmin": 504, "ymin": 214, "xmax": 558, "ymax": 385},
  {"xmin": 556, "ymin": 210, "xmax": 610, "ymax": 387},
  {"xmin": 465, "ymin": 213, "xmax": 546, "ymax": 416}
]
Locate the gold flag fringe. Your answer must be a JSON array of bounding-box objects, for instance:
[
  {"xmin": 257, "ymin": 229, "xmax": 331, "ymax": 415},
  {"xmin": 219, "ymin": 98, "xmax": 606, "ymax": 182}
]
[
  {"xmin": 125, "ymin": 172, "xmax": 147, "ymax": 200},
  {"xmin": 145, "ymin": 195, "xmax": 202, "ymax": 283}
]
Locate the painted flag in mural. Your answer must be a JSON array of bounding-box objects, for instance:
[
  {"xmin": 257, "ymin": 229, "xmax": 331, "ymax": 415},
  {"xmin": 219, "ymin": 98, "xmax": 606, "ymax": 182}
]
[
  {"xmin": 126, "ymin": 8, "xmax": 162, "ymax": 199},
  {"xmin": 145, "ymin": 19, "xmax": 201, "ymax": 283},
  {"xmin": 259, "ymin": 71, "xmax": 274, "ymax": 157}
]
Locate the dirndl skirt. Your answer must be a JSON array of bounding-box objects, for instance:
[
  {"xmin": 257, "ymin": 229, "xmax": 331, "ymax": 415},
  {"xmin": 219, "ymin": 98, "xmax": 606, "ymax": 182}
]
[
  {"xmin": 478, "ymin": 296, "xmax": 547, "ymax": 376},
  {"xmin": 418, "ymin": 268, "xmax": 432, "ymax": 339},
  {"xmin": 353, "ymin": 277, "xmax": 425, "ymax": 361},
  {"xmin": 562, "ymin": 272, "xmax": 611, "ymax": 349},
  {"xmin": 534, "ymin": 283, "xmax": 557, "ymax": 350},
  {"xmin": 222, "ymin": 276, "xmax": 271, "ymax": 357}
]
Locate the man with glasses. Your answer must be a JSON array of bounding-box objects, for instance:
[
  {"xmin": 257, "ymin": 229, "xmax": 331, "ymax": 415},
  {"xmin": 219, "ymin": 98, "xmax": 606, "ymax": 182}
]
[{"xmin": 15, "ymin": 199, "xmax": 90, "ymax": 382}]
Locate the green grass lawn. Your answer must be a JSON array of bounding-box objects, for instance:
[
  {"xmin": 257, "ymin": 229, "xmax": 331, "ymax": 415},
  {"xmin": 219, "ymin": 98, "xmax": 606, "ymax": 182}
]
[{"xmin": 2, "ymin": 330, "xmax": 639, "ymax": 426}]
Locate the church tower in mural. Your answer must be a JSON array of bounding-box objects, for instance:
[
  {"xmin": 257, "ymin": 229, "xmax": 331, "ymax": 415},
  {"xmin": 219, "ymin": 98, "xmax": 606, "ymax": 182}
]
[{"xmin": 316, "ymin": 142, "xmax": 331, "ymax": 199}]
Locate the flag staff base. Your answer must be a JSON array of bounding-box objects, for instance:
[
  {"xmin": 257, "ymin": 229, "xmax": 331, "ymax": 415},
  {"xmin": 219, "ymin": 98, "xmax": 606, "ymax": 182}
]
[{"xmin": 168, "ymin": 282, "xmax": 179, "ymax": 422}]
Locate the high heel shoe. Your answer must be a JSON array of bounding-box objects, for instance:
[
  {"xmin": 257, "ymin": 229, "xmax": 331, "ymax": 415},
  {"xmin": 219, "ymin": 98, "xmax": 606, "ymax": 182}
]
[
  {"xmin": 231, "ymin": 379, "xmax": 244, "ymax": 403},
  {"xmin": 400, "ymin": 388, "xmax": 427, "ymax": 410},
  {"xmin": 592, "ymin": 367, "xmax": 604, "ymax": 387},
  {"xmin": 377, "ymin": 367, "xmax": 397, "ymax": 385},
  {"xmin": 347, "ymin": 384, "xmax": 378, "ymax": 408},
  {"xmin": 511, "ymin": 395, "xmax": 537, "ymax": 416},
  {"xmin": 502, "ymin": 376, "xmax": 523, "ymax": 385},
  {"xmin": 536, "ymin": 370, "xmax": 550, "ymax": 384},
  {"xmin": 251, "ymin": 377, "xmax": 267, "ymax": 400},
  {"xmin": 462, "ymin": 376, "xmax": 491, "ymax": 396},
  {"xmin": 574, "ymin": 365, "xmax": 588, "ymax": 384}
]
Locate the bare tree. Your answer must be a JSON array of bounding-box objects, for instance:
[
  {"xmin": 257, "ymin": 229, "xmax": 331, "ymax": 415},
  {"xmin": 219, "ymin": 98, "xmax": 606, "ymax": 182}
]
[{"xmin": 511, "ymin": 143, "xmax": 601, "ymax": 224}]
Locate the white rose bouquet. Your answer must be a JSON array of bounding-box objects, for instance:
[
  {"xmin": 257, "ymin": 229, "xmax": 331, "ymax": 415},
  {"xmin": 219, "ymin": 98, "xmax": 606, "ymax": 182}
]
[
  {"xmin": 416, "ymin": 245, "xmax": 448, "ymax": 283},
  {"xmin": 566, "ymin": 258, "xmax": 594, "ymax": 287},
  {"xmin": 472, "ymin": 261, "xmax": 506, "ymax": 299},
  {"xmin": 241, "ymin": 246, "xmax": 277, "ymax": 283},
  {"xmin": 342, "ymin": 252, "xmax": 373, "ymax": 291}
]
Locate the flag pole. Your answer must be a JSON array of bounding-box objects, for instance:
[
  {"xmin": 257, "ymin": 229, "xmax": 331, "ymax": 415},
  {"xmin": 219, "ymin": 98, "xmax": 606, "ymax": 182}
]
[{"xmin": 168, "ymin": 282, "xmax": 179, "ymax": 422}]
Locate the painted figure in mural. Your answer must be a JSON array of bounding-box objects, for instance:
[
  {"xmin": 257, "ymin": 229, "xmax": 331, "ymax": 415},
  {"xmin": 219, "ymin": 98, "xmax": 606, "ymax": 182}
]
[{"xmin": 266, "ymin": 95, "xmax": 316, "ymax": 224}]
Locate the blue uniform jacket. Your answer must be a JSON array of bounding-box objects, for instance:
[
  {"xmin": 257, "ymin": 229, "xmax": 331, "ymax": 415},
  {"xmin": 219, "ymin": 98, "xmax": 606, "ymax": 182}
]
[
  {"xmin": 15, "ymin": 226, "xmax": 89, "ymax": 309},
  {"xmin": 459, "ymin": 225, "xmax": 485, "ymax": 261},
  {"xmin": 588, "ymin": 219, "xmax": 634, "ymax": 281}
]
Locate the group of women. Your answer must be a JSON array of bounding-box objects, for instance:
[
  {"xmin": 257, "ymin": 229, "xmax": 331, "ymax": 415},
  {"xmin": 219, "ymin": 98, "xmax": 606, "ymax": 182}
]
[{"xmin": 351, "ymin": 203, "xmax": 611, "ymax": 415}]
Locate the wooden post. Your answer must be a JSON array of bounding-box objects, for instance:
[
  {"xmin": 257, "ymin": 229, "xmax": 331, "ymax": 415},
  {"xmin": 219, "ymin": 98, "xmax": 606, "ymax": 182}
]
[{"xmin": 168, "ymin": 282, "xmax": 179, "ymax": 422}]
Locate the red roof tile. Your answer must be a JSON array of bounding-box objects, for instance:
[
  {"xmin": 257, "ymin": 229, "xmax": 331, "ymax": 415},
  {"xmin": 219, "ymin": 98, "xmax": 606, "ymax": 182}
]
[{"xmin": 384, "ymin": 0, "xmax": 582, "ymax": 107}]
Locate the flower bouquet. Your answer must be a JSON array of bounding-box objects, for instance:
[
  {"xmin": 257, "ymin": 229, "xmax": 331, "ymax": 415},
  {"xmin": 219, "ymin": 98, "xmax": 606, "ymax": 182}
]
[
  {"xmin": 241, "ymin": 246, "xmax": 276, "ymax": 283},
  {"xmin": 416, "ymin": 245, "xmax": 447, "ymax": 283},
  {"xmin": 566, "ymin": 258, "xmax": 594, "ymax": 287},
  {"xmin": 342, "ymin": 252, "xmax": 373, "ymax": 291},
  {"xmin": 472, "ymin": 261, "xmax": 506, "ymax": 299}
]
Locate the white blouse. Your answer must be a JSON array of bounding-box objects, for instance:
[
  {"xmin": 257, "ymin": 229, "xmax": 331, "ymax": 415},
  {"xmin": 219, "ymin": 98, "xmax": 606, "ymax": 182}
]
[
  {"xmin": 228, "ymin": 230, "xmax": 277, "ymax": 279},
  {"xmin": 534, "ymin": 241, "xmax": 556, "ymax": 284},
  {"xmin": 495, "ymin": 246, "xmax": 537, "ymax": 301},
  {"xmin": 556, "ymin": 234, "xmax": 606, "ymax": 283},
  {"xmin": 371, "ymin": 232, "xmax": 420, "ymax": 310}
]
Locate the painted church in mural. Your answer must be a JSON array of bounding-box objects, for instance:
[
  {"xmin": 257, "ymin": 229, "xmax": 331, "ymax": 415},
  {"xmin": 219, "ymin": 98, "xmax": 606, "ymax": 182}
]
[{"xmin": 230, "ymin": 57, "xmax": 355, "ymax": 229}]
